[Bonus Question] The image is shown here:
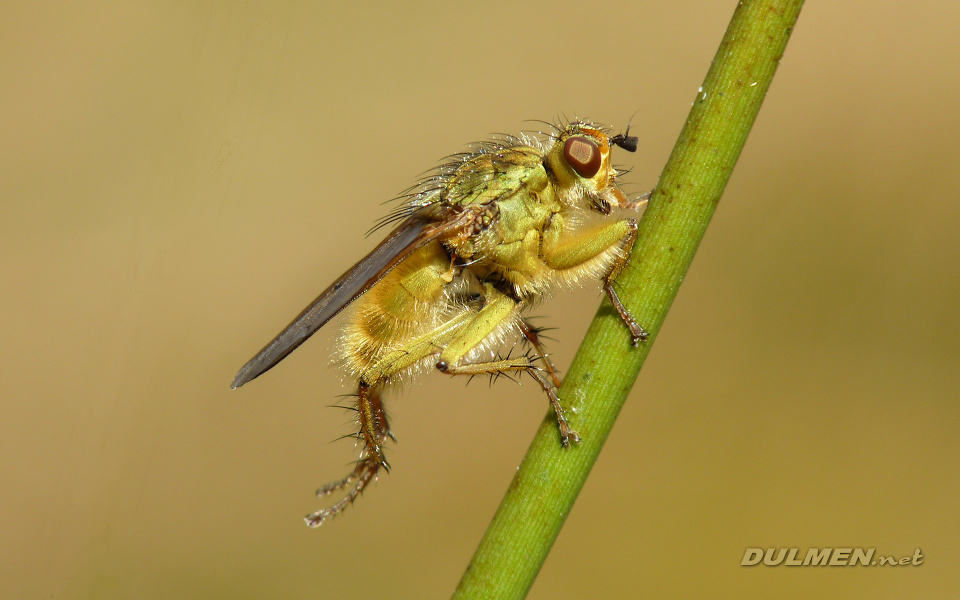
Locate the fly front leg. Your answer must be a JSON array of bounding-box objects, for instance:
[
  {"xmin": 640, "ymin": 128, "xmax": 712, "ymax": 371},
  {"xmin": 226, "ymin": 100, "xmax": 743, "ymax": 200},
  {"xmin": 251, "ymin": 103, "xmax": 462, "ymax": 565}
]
[
  {"xmin": 600, "ymin": 219, "xmax": 648, "ymax": 346},
  {"xmin": 542, "ymin": 218, "xmax": 648, "ymax": 345},
  {"xmin": 625, "ymin": 190, "xmax": 652, "ymax": 212},
  {"xmin": 435, "ymin": 284, "xmax": 580, "ymax": 446}
]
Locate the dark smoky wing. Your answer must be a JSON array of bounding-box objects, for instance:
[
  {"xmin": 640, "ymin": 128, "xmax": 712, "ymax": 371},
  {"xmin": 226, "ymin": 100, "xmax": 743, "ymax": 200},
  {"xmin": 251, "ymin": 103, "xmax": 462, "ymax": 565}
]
[{"xmin": 232, "ymin": 214, "xmax": 445, "ymax": 389}]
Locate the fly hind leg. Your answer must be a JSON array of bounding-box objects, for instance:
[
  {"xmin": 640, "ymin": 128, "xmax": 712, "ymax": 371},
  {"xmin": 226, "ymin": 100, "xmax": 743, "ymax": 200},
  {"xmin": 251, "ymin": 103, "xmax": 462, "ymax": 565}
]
[{"xmin": 306, "ymin": 382, "xmax": 391, "ymax": 527}]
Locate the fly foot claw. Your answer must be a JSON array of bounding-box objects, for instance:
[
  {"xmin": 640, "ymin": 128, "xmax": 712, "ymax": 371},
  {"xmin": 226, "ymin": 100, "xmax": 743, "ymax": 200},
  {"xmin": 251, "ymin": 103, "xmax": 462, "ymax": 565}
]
[{"xmin": 560, "ymin": 427, "xmax": 582, "ymax": 447}]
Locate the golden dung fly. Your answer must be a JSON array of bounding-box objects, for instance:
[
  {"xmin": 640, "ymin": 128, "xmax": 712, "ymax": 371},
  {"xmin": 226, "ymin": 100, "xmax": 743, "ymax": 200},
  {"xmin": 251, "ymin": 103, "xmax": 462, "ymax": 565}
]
[{"xmin": 233, "ymin": 120, "xmax": 649, "ymax": 527}]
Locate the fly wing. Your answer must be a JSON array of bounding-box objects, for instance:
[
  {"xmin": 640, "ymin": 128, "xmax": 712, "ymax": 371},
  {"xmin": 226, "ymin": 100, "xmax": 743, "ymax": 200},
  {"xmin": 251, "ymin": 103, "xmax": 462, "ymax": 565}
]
[{"xmin": 232, "ymin": 208, "xmax": 464, "ymax": 389}]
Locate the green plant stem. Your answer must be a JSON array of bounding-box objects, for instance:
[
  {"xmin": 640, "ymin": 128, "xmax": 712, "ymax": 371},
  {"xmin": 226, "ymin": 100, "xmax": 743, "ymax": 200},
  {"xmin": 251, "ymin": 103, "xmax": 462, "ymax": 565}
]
[{"xmin": 452, "ymin": 1, "xmax": 805, "ymax": 598}]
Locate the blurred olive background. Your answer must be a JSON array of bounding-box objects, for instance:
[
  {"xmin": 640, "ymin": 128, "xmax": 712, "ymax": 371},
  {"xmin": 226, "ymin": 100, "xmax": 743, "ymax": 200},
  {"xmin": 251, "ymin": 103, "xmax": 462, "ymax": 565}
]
[{"xmin": 2, "ymin": 2, "xmax": 958, "ymax": 598}]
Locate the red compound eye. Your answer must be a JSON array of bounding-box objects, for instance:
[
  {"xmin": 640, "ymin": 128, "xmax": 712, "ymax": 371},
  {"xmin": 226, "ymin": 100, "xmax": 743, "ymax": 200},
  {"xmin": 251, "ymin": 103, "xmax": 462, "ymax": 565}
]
[{"xmin": 563, "ymin": 136, "xmax": 602, "ymax": 178}]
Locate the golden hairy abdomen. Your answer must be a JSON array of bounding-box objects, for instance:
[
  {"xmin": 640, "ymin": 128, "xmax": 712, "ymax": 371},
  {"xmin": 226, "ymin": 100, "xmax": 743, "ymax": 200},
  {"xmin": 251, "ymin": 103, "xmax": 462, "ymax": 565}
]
[{"xmin": 337, "ymin": 241, "xmax": 457, "ymax": 378}]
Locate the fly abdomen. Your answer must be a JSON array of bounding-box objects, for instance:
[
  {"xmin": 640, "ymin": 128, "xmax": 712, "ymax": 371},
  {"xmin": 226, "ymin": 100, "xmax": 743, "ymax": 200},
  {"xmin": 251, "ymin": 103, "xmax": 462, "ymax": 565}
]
[{"xmin": 337, "ymin": 241, "xmax": 456, "ymax": 378}]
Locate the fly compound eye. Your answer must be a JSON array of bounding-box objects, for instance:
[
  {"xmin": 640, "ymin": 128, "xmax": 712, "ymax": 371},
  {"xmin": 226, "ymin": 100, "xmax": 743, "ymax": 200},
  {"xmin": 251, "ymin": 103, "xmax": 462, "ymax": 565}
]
[{"xmin": 563, "ymin": 136, "xmax": 602, "ymax": 179}]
